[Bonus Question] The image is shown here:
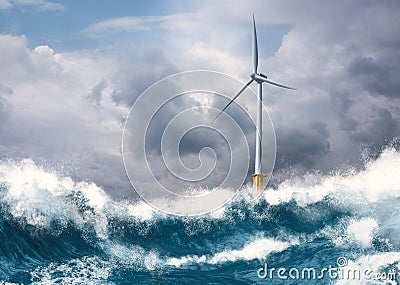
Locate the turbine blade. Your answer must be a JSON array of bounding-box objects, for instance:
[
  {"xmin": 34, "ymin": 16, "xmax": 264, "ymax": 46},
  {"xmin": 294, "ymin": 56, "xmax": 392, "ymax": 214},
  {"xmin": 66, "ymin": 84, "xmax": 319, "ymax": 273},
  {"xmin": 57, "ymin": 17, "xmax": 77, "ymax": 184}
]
[
  {"xmin": 262, "ymin": 79, "xmax": 296, "ymax": 90},
  {"xmin": 253, "ymin": 14, "xmax": 258, "ymax": 74},
  {"xmin": 211, "ymin": 79, "xmax": 254, "ymax": 123}
]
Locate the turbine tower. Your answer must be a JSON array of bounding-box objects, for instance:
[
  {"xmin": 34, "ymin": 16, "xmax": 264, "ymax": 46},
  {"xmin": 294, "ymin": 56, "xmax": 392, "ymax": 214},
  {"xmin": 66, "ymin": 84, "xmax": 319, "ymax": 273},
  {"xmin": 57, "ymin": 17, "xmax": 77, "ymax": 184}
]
[{"xmin": 213, "ymin": 14, "xmax": 295, "ymax": 192}]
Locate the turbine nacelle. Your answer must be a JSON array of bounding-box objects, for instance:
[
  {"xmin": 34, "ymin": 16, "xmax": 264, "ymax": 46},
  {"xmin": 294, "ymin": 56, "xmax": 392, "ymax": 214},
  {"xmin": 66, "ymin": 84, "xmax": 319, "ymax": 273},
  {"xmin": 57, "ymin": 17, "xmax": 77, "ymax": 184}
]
[
  {"xmin": 251, "ymin": 73, "xmax": 268, "ymax": 83},
  {"xmin": 251, "ymin": 72, "xmax": 296, "ymax": 90}
]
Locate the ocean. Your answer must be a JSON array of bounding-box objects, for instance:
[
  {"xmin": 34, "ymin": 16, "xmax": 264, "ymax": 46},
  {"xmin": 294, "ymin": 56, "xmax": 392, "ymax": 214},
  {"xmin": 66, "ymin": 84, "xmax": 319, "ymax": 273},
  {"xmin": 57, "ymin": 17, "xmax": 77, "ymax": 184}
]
[{"xmin": 0, "ymin": 147, "xmax": 399, "ymax": 284}]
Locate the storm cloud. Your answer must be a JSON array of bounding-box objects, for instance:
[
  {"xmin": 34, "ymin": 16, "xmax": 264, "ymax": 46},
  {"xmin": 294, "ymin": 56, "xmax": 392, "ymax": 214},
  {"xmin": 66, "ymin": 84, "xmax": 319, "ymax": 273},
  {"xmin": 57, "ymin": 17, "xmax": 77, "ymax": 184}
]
[{"xmin": 0, "ymin": 1, "xmax": 399, "ymax": 197}]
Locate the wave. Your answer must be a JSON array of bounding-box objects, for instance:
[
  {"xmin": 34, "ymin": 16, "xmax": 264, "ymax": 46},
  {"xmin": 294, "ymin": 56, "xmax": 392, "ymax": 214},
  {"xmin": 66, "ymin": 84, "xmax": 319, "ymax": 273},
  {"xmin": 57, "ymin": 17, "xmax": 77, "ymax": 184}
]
[
  {"xmin": 167, "ymin": 237, "xmax": 295, "ymax": 267},
  {"xmin": 264, "ymin": 147, "xmax": 400, "ymax": 206},
  {"xmin": 0, "ymin": 147, "xmax": 399, "ymax": 283}
]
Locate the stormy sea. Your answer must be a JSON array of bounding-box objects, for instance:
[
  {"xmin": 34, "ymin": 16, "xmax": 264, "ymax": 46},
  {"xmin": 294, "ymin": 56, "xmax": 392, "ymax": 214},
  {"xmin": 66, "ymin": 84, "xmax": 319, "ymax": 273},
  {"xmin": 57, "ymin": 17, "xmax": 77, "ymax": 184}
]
[{"xmin": 0, "ymin": 147, "xmax": 399, "ymax": 284}]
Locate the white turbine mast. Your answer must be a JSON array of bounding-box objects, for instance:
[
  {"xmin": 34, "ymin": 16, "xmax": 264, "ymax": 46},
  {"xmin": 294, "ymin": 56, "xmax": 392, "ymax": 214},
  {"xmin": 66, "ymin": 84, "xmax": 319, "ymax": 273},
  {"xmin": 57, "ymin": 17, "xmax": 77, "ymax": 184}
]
[{"xmin": 213, "ymin": 14, "xmax": 296, "ymax": 192}]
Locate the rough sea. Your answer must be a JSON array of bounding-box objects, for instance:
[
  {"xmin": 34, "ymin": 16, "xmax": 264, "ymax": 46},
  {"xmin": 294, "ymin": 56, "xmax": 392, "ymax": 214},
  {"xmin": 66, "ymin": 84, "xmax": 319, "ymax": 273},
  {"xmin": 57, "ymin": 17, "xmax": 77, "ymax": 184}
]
[{"xmin": 0, "ymin": 147, "xmax": 399, "ymax": 284}]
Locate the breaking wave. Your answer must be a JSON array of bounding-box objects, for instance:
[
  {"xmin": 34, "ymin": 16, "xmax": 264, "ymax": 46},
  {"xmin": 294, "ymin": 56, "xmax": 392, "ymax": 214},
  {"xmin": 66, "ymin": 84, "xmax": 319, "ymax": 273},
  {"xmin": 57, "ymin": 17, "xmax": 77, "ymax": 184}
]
[{"xmin": 0, "ymin": 147, "xmax": 399, "ymax": 284}]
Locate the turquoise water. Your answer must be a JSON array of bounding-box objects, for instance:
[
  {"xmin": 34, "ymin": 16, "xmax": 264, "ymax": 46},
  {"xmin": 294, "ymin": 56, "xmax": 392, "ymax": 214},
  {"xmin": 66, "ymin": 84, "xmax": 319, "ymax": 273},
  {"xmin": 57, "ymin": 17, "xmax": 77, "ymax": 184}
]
[{"xmin": 0, "ymin": 148, "xmax": 399, "ymax": 284}]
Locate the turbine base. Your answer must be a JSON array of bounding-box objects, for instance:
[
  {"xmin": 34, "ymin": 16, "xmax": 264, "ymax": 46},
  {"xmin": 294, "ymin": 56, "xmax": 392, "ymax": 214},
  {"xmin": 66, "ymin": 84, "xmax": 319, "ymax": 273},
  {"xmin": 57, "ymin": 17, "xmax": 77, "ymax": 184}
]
[{"xmin": 252, "ymin": 173, "xmax": 267, "ymax": 193}]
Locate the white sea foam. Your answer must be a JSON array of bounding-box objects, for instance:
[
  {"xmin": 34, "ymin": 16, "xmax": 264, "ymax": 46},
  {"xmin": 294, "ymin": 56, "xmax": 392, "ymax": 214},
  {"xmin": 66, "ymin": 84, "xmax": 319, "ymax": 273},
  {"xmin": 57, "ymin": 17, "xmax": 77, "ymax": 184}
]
[
  {"xmin": 99, "ymin": 241, "xmax": 162, "ymax": 271},
  {"xmin": 347, "ymin": 218, "xmax": 378, "ymax": 247},
  {"xmin": 30, "ymin": 256, "xmax": 113, "ymax": 285},
  {"xmin": 0, "ymin": 158, "xmax": 230, "ymax": 226},
  {"xmin": 0, "ymin": 159, "xmax": 82, "ymax": 228},
  {"xmin": 316, "ymin": 217, "xmax": 375, "ymax": 248},
  {"xmin": 1, "ymin": 147, "xmax": 399, "ymax": 228},
  {"xmin": 0, "ymin": 159, "xmax": 159, "ymax": 238},
  {"xmin": 101, "ymin": 236, "xmax": 267, "ymax": 271},
  {"xmin": 126, "ymin": 201, "xmax": 157, "ymax": 221},
  {"xmin": 208, "ymin": 237, "xmax": 292, "ymax": 264},
  {"xmin": 167, "ymin": 237, "xmax": 295, "ymax": 267},
  {"xmin": 263, "ymin": 148, "xmax": 400, "ymax": 206}
]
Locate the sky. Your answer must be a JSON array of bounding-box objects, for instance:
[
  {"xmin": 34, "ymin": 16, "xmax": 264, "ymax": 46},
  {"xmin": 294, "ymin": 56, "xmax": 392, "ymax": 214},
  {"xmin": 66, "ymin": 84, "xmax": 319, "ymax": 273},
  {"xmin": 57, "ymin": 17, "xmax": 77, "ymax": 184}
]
[{"xmin": 0, "ymin": 0, "xmax": 399, "ymax": 200}]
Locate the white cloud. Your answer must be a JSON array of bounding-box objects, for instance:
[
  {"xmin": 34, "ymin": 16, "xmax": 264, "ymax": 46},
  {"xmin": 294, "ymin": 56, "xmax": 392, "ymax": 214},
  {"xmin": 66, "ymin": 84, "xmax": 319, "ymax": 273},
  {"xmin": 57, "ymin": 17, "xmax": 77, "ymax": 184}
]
[
  {"xmin": 182, "ymin": 42, "xmax": 247, "ymax": 77},
  {"xmin": 84, "ymin": 15, "xmax": 175, "ymax": 35},
  {"xmin": 0, "ymin": 34, "xmax": 130, "ymax": 192},
  {"xmin": 0, "ymin": 0, "xmax": 12, "ymax": 9},
  {"xmin": 0, "ymin": 0, "xmax": 65, "ymax": 10}
]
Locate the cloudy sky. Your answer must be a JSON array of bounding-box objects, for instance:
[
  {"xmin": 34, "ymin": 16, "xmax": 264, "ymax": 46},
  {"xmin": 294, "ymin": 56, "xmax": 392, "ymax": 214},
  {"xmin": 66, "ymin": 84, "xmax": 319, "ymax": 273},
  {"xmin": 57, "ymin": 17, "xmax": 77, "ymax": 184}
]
[{"xmin": 0, "ymin": 0, "xmax": 399, "ymax": 199}]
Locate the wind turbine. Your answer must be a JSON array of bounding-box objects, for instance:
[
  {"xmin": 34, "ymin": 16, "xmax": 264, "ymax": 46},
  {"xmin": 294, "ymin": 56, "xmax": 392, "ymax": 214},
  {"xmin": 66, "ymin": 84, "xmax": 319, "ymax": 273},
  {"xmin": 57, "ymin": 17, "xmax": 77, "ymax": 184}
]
[{"xmin": 213, "ymin": 14, "xmax": 296, "ymax": 192}]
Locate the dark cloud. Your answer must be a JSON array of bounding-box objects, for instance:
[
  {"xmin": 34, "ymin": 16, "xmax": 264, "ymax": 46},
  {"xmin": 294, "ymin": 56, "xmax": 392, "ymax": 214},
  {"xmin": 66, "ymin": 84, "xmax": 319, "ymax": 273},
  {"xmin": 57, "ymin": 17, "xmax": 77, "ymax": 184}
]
[
  {"xmin": 329, "ymin": 87, "xmax": 399, "ymax": 148},
  {"xmin": 0, "ymin": 83, "xmax": 13, "ymax": 96},
  {"xmin": 349, "ymin": 56, "xmax": 400, "ymax": 99},
  {"xmin": 329, "ymin": 90, "xmax": 358, "ymax": 132},
  {"xmin": 68, "ymin": 150, "xmax": 133, "ymax": 201},
  {"xmin": 348, "ymin": 107, "xmax": 397, "ymax": 145},
  {"xmin": 0, "ymin": 83, "xmax": 12, "ymax": 130},
  {"xmin": 253, "ymin": 0, "xmax": 400, "ymax": 175},
  {"xmin": 143, "ymin": 93, "xmax": 256, "ymax": 189},
  {"xmin": 0, "ymin": 98, "xmax": 8, "ymax": 125},
  {"xmin": 276, "ymin": 121, "xmax": 330, "ymax": 169},
  {"xmin": 111, "ymin": 49, "xmax": 179, "ymax": 107},
  {"xmin": 86, "ymin": 79, "xmax": 107, "ymax": 107},
  {"xmin": 330, "ymin": 90, "xmax": 353, "ymax": 117}
]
